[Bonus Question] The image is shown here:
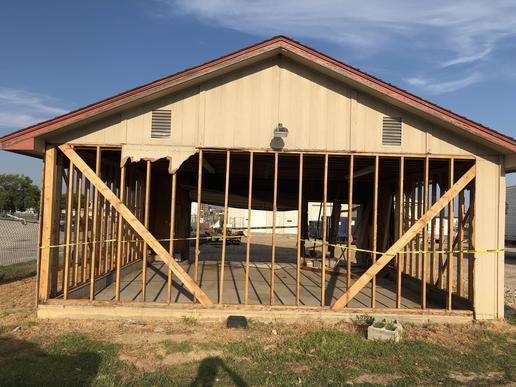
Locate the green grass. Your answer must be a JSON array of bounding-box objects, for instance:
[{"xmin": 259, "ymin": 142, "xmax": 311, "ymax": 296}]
[
  {"xmin": 0, "ymin": 327, "xmax": 514, "ymax": 386},
  {"xmin": 506, "ymin": 314, "xmax": 516, "ymax": 326},
  {"xmin": 0, "ymin": 324, "xmax": 18, "ymax": 335},
  {"xmin": 0, "ymin": 320, "xmax": 37, "ymax": 335},
  {"xmin": 181, "ymin": 316, "xmax": 198, "ymax": 326},
  {"xmin": 161, "ymin": 340, "xmax": 194, "ymax": 353},
  {"xmin": 0, "ymin": 260, "xmax": 36, "ymax": 284},
  {"xmin": 0, "ymin": 334, "xmax": 124, "ymax": 387}
]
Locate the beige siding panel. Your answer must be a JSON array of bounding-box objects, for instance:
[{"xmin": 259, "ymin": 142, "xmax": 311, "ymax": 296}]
[
  {"xmin": 348, "ymin": 90, "xmax": 496, "ymax": 156},
  {"xmin": 474, "ymin": 156, "xmax": 503, "ymax": 319},
  {"xmin": 350, "ymin": 92, "xmax": 376, "ymax": 152},
  {"xmin": 203, "ymin": 61, "xmax": 278, "ymax": 149},
  {"xmin": 125, "ymin": 108, "xmax": 145, "ymax": 145},
  {"xmin": 125, "ymin": 88, "xmax": 199, "ymax": 147},
  {"xmin": 50, "ymin": 114, "xmax": 125, "ymax": 145},
  {"xmin": 350, "ymin": 93, "xmax": 428, "ymax": 154},
  {"xmin": 401, "ymin": 115, "xmax": 427, "ymax": 154},
  {"xmin": 427, "ymin": 125, "xmax": 478, "ymax": 155},
  {"xmin": 497, "ymin": 163, "xmax": 505, "ymax": 318},
  {"xmin": 278, "ymin": 60, "xmax": 350, "ymax": 150}
]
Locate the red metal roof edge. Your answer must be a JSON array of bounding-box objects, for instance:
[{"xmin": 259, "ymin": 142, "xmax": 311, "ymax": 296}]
[{"xmin": 1, "ymin": 35, "xmax": 515, "ymax": 152}]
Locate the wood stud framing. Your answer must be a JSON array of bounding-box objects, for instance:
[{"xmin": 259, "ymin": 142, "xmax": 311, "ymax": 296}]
[
  {"xmin": 82, "ymin": 179, "xmax": 90, "ymax": 283},
  {"xmin": 321, "ymin": 154, "xmax": 328, "ymax": 306},
  {"xmin": 63, "ymin": 161, "xmax": 74, "ymax": 300},
  {"xmin": 115, "ymin": 165, "xmax": 126, "ymax": 301},
  {"xmin": 59, "ymin": 144, "xmax": 212, "ymax": 305},
  {"xmin": 244, "ymin": 152, "xmax": 254, "ymax": 305},
  {"xmin": 39, "ymin": 146, "xmax": 477, "ymax": 314},
  {"xmin": 447, "ymin": 159, "xmax": 455, "ymax": 310},
  {"xmin": 63, "ymin": 158, "xmax": 75, "ymax": 300},
  {"xmin": 421, "ymin": 157, "xmax": 429, "ymax": 309},
  {"xmin": 195, "ymin": 150, "xmax": 203, "ymax": 284},
  {"xmin": 371, "ymin": 156, "xmax": 379, "ymax": 308},
  {"xmin": 168, "ymin": 172, "xmax": 176, "ymax": 304},
  {"xmin": 296, "ymin": 153, "xmax": 303, "ymax": 305},
  {"xmin": 430, "ymin": 178, "xmax": 437, "ymax": 285},
  {"xmin": 332, "ymin": 164, "xmax": 476, "ymax": 310},
  {"xmin": 219, "ymin": 150, "xmax": 231, "ymax": 304},
  {"xmin": 270, "ymin": 152, "xmax": 278, "ymax": 305},
  {"xmin": 396, "ymin": 157, "xmax": 404, "ymax": 308},
  {"xmin": 347, "ymin": 155, "xmax": 354, "ymax": 291},
  {"xmin": 457, "ymin": 190, "xmax": 465, "ymax": 297},
  {"xmin": 468, "ymin": 183, "xmax": 475, "ymax": 304},
  {"xmin": 89, "ymin": 147, "xmax": 101, "ymax": 301},
  {"xmin": 142, "ymin": 160, "xmax": 151, "ymax": 302},
  {"xmin": 438, "ymin": 177, "xmax": 446, "ymax": 289}
]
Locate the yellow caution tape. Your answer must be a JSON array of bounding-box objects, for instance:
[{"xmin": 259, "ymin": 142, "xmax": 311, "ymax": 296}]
[
  {"xmin": 40, "ymin": 235, "xmax": 504, "ymax": 256},
  {"xmin": 39, "ymin": 234, "xmax": 243, "ymax": 250},
  {"xmin": 303, "ymin": 239, "xmax": 504, "ymax": 256}
]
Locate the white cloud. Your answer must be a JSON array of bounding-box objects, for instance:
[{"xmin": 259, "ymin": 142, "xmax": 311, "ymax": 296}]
[
  {"xmin": 405, "ymin": 72, "xmax": 482, "ymax": 94},
  {"xmin": 157, "ymin": 0, "xmax": 516, "ymax": 93},
  {"xmin": 167, "ymin": 0, "xmax": 516, "ymax": 66},
  {"xmin": 0, "ymin": 88, "xmax": 68, "ymax": 132}
]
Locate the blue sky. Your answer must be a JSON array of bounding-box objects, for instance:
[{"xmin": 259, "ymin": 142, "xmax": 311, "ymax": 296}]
[{"xmin": 0, "ymin": 0, "xmax": 515, "ymax": 185}]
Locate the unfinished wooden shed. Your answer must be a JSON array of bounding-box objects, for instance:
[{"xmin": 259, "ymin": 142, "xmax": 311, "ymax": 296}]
[{"xmin": 1, "ymin": 36, "xmax": 515, "ymax": 322}]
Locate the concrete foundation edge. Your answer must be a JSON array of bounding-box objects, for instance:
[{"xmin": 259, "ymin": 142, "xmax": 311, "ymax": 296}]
[{"xmin": 37, "ymin": 304, "xmax": 474, "ymax": 325}]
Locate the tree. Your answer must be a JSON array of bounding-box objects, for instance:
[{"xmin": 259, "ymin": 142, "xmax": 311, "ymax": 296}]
[{"xmin": 0, "ymin": 174, "xmax": 40, "ymax": 213}]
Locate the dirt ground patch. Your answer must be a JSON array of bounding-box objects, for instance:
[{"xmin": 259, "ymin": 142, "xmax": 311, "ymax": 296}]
[
  {"xmin": 404, "ymin": 319, "xmax": 516, "ymax": 352},
  {"xmin": 351, "ymin": 374, "xmax": 401, "ymax": 385},
  {"xmin": 1, "ymin": 274, "xmax": 515, "ymax": 352},
  {"xmin": 449, "ymin": 371, "xmax": 505, "ymax": 383},
  {"xmin": 0, "ymin": 276, "xmax": 35, "ymax": 325},
  {"xmin": 119, "ymin": 344, "xmax": 223, "ymax": 371}
]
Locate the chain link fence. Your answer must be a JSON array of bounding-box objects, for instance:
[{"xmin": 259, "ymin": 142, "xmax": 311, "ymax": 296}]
[{"xmin": 0, "ymin": 213, "xmax": 39, "ymax": 266}]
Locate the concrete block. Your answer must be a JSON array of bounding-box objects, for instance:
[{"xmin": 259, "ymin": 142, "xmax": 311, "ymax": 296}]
[{"xmin": 367, "ymin": 319, "xmax": 403, "ymax": 342}]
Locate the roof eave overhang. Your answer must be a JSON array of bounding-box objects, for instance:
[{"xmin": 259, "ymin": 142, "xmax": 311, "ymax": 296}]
[{"xmin": 1, "ymin": 36, "xmax": 515, "ymax": 155}]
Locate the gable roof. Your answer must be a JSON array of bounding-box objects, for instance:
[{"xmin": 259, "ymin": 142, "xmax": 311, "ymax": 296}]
[{"xmin": 1, "ymin": 35, "xmax": 515, "ymax": 154}]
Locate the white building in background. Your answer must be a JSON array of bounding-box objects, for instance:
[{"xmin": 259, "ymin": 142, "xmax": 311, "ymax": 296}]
[
  {"xmin": 227, "ymin": 203, "xmax": 355, "ymax": 235},
  {"xmin": 507, "ymin": 185, "xmax": 516, "ymax": 243},
  {"xmin": 227, "ymin": 208, "xmax": 298, "ymax": 234}
]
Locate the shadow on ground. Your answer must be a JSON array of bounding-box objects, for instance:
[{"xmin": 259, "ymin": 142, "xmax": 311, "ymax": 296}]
[
  {"xmin": 190, "ymin": 356, "xmax": 248, "ymax": 387},
  {"xmin": 0, "ymin": 336, "xmax": 101, "ymax": 386}
]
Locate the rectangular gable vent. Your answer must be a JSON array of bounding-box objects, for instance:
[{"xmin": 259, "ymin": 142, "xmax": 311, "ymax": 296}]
[
  {"xmin": 151, "ymin": 110, "xmax": 171, "ymax": 138},
  {"xmin": 382, "ymin": 116, "xmax": 402, "ymax": 146}
]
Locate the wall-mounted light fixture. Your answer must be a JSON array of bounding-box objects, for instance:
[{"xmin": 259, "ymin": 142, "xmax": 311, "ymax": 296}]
[
  {"xmin": 271, "ymin": 123, "xmax": 288, "ymax": 150},
  {"xmin": 274, "ymin": 123, "xmax": 288, "ymax": 138}
]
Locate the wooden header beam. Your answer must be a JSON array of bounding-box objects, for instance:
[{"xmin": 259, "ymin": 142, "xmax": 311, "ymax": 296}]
[{"xmin": 58, "ymin": 144, "xmax": 213, "ymax": 306}]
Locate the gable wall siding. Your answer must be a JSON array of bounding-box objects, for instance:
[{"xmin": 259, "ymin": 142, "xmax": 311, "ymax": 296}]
[{"xmin": 51, "ymin": 57, "xmax": 494, "ymax": 157}]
